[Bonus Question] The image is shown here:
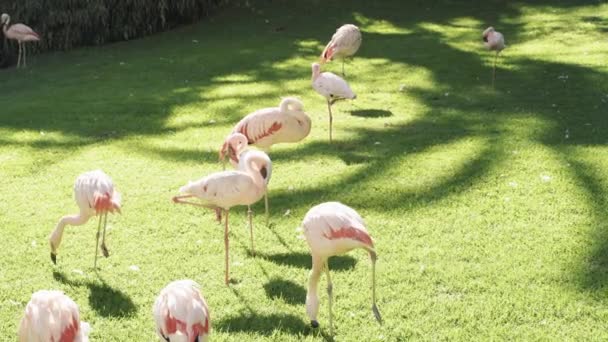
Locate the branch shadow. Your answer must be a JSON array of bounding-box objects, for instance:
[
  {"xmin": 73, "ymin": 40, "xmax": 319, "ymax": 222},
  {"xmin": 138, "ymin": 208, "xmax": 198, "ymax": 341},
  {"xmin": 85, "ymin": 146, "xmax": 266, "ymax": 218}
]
[
  {"xmin": 263, "ymin": 278, "xmax": 307, "ymax": 305},
  {"xmin": 52, "ymin": 270, "xmax": 137, "ymax": 318}
]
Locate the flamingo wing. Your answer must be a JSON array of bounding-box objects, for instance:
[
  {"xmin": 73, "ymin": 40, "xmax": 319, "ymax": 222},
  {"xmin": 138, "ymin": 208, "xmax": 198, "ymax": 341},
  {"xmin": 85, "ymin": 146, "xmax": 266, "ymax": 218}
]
[
  {"xmin": 8, "ymin": 23, "xmax": 40, "ymax": 41},
  {"xmin": 303, "ymin": 202, "xmax": 372, "ymax": 248},
  {"xmin": 313, "ymin": 72, "xmax": 356, "ymax": 100},
  {"xmin": 233, "ymin": 108, "xmax": 285, "ymax": 146}
]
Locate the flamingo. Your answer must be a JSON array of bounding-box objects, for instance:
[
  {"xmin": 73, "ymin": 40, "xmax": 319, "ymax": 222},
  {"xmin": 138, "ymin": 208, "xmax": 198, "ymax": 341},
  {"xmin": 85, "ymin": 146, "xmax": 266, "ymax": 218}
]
[
  {"xmin": 482, "ymin": 26, "xmax": 505, "ymax": 87},
  {"xmin": 230, "ymin": 97, "xmax": 312, "ymax": 151},
  {"xmin": 320, "ymin": 24, "xmax": 362, "ymax": 76},
  {"xmin": 219, "ymin": 132, "xmax": 272, "ymax": 254},
  {"xmin": 49, "ymin": 170, "xmax": 121, "ymax": 268},
  {"xmin": 173, "ymin": 150, "xmax": 271, "ymax": 285},
  {"xmin": 300, "ymin": 202, "xmax": 381, "ymax": 336},
  {"xmin": 311, "ymin": 63, "xmax": 356, "ymax": 143},
  {"xmin": 19, "ymin": 290, "xmax": 91, "ymax": 342},
  {"xmin": 1, "ymin": 13, "xmax": 40, "ymax": 68},
  {"xmin": 153, "ymin": 279, "xmax": 210, "ymax": 342}
]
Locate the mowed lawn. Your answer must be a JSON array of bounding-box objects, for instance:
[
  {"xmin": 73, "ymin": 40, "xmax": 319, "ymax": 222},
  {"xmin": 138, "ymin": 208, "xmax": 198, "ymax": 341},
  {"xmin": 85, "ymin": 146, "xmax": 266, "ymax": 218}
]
[{"xmin": 2, "ymin": 0, "xmax": 608, "ymax": 340}]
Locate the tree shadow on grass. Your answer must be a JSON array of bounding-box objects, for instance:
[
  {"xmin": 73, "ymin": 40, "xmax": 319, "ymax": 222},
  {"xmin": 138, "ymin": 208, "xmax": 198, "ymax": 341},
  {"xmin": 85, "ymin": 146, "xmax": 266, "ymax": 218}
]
[
  {"xmin": 52, "ymin": 270, "xmax": 137, "ymax": 318},
  {"xmin": 263, "ymin": 278, "xmax": 307, "ymax": 305},
  {"xmin": 257, "ymin": 251, "xmax": 357, "ymax": 271},
  {"xmin": 350, "ymin": 109, "xmax": 393, "ymax": 118}
]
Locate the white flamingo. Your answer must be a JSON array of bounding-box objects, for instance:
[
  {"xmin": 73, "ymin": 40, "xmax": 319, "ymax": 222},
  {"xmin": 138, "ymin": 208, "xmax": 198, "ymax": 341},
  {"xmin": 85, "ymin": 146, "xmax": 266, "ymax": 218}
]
[
  {"xmin": 19, "ymin": 290, "xmax": 91, "ymax": 342},
  {"xmin": 300, "ymin": 202, "xmax": 381, "ymax": 336},
  {"xmin": 153, "ymin": 279, "xmax": 210, "ymax": 342},
  {"xmin": 173, "ymin": 150, "xmax": 271, "ymax": 285},
  {"xmin": 1, "ymin": 13, "xmax": 40, "ymax": 68},
  {"xmin": 320, "ymin": 24, "xmax": 362, "ymax": 76},
  {"xmin": 482, "ymin": 26, "xmax": 505, "ymax": 87},
  {"xmin": 219, "ymin": 132, "xmax": 272, "ymax": 254},
  {"xmin": 229, "ymin": 97, "xmax": 311, "ymax": 150},
  {"xmin": 311, "ymin": 63, "xmax": 356, "ymax": 143},
  {"xmin": 49, "ymin": 170, "xmax": 121, "ymax": 268}
]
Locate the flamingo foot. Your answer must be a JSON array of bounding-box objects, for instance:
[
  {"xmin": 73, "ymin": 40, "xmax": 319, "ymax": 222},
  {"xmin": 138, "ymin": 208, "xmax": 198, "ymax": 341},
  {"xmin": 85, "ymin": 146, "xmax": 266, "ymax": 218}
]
[
  {"xmin": 311, "ymin": 320, "xmax": 319, "ymax": 328},
  {"xmin": 372, "ymin": 304, "xmax": 382, "ymax": 323},
  {"xmin": 101, "ymin": 244, "xmax": 109, "ymax": 258},
  {"xmin": 50, "ymin": 253, "xmax": 57, "ymax": 265}
]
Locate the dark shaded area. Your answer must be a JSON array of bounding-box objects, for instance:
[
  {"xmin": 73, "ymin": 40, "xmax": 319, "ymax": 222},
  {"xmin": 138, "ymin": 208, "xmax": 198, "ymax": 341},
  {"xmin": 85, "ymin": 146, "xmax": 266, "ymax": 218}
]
[
  {"xmin": 257, "ymin": 252, "xmax": 357, "ymax": 271},
  {"xmin": 53, "ymin": 271, "xmax": 137, "ymax": 317},
  {"xmin": 215, "ymin": 312, "xmax": 311, "ymax": 336},
  {"xmin": 263, "ymin": 278, "xmax": 307, "ymax": 305},
  {"xmin": 350, "ymin": 109, "xmax": 393, "ymax": 118}
]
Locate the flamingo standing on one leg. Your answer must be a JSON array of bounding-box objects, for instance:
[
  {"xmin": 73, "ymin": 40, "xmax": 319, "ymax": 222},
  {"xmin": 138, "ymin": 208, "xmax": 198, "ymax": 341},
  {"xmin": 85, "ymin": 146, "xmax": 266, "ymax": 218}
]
[
  {"xmin": 320, "ymin": 24, "xmax": 362, "ymax": 76},
  {"xmin": 48, "ymin": 170, "xmax": 121, "ymax": 268},
  {"xmin": 300, "ymin": 202, "xmax": 382, "ymax": 337},
  {"xmin": 153, "ymin": 279, "xmax": 210, "ymax": 342},
  {"xmin": 482, "ymin": 26, "xmax": 505, "ymax": 88},
  {"xmin": 19, "ymin": 290, "xmax": 91, "ymax": 342},
  {"xmin": 1, "ymin": 13, "xmax": 40, "ymax": 68},
  {"xmin": 219, "ymin": 132, "xmax": 272, "ymax": 255},
  {"xmin": 311, "ymin": 63, "xmax": 356, "ymax": 143},
  {"xmin": 173, "ymin": 150, "xmax": 271, "ymax": 285}
]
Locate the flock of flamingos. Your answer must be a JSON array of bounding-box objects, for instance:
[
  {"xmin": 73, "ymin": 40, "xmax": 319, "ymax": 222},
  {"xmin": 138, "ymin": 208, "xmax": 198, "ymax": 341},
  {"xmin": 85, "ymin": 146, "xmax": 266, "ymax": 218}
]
[{"xmin": 3, "ymin": 12, "xmax": 506, "ymax": 342}]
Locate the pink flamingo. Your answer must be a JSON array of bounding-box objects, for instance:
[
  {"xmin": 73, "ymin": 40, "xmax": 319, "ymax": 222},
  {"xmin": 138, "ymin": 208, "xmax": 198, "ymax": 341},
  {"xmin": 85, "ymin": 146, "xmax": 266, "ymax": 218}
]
[
  {"xmin": 320, "ymin": 24, "xmax": 362, "ymax": 76},
  {"xmin": 300, "ymin": 202, "xmax": 381, "ymax": 336},
  {"xmin": 48, "ymin": 170, "xmax": 121, "ymax": 268},
  {"xmin": 19, "ymin": 290, "xmax": 91, "ymax": 342},
  {"xmin": 1, "ymin": 13, "xmax": 40, "ymax": 68},
  {"xmin": 482, "ymin": 26, "xmax": 506, "ymax": 87},
  {"xmin": 219, "ymin": 132, "xmax": 272, "ymax": 254},
  {"xmin": 173, "ymin": 150, "xmax": 271, "ymax": 285},
  {"xmin": 153, "ymin": 279, "xmax": 210, "ymax": 342},
  {"xmin": 311, "ymin": 63, "xmax": 356, "ymax": 143},
  {"xmin": 229, "ymin": 97, "xmax": 311, "ymax": 151}
]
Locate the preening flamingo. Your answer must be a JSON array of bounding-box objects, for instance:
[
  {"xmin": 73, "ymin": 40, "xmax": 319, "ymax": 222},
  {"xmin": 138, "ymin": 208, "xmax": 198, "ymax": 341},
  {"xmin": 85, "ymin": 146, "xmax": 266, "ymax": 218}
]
[
  {"xmin": 230, "ymin": 97, "xmax": 311, "ymax": 151},
  {"xmin": 1, "ymin": 13, "xmax": 40, "ymax": 68},
  {"xmin": 311, "ymin": 63, "xmax": 356, "ymax": 143},
  {"xmin": 320, "ymin": 24, "xmax": 362, "ymax": 76},
  {"xmin": 300, "ymin": 202, "xmax": 381, "ymax": 336},
  {"xmin": 219, "ymin": 132, "xmax": 272, "ymax": 254},
  {"xmin": 19, "ymin": 290, "xmax": 91, "ymax": 342},
  {"xmin": 173, "ymin": 150, "xmax": 271, "ymax": 285},
  {"xmin": 153, "ymin": 279, "xmax": 210, "ymax": 342},
  {"xmin": 482, "ymin": 26, "xmax": 505, "ymax": 87},
  {"xmin": 49, "ymin": 170, "xmax": 121, "ymax": 268}
]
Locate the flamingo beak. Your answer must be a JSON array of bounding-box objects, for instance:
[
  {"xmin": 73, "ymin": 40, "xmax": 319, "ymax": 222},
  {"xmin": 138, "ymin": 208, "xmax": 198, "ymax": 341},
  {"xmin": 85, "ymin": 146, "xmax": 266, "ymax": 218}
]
[{"xmin": 311, "ymin": 320, "xmax": 319, "ymax": 328}]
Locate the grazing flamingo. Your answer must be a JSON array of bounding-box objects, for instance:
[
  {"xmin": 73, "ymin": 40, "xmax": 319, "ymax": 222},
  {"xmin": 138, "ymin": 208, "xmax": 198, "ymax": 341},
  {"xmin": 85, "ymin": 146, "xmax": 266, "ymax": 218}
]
[
  {"xmin": 173, "ymin": 150, "xmax": 271, "ymax": 285},
  {"xmin": 482, "ymin": 26, "xmax": 505, "ymax": 87},
  {"xmin": 230, "ymin": 97, "xmax": 311, "ymax": 151},
  {"xmin": 153, "ymin": 279, "xmax": 210, "ymax": 342},
  {"xmin": 19, "ymin": 290, "xmax": 91, "ymax": 342},
  {"xmin": 1, "ymin": 13, "xmax": 40, "ymax": 68},
  {"xmin": 311, "ymin": 63, "xmax": 356, "ymax": 143},
  {"xmin": 300, "ymin": 202, "xmax": 381, "ymax": 336},
  {"xmin": 49, "ymin": 170, "xmax": 121, "ymax": 268},
  {"xmin": 320, "ymin": 24, "xmax": 362, "ymax": 76},
  {"xmin": 219, "ymin": 132, "xmax": 272, "ymax": 254}
]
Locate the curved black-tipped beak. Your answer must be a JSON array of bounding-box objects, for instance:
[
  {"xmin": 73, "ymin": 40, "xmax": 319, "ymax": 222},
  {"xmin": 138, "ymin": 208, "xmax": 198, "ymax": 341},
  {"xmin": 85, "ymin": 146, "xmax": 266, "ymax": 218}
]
[
  {"xmin": 50, "ymin": 253, "xmax": 57, "ymax": 265},
  {"xmin": 311, "ymin": 320, "xmax": 319, "ymax": 328}
]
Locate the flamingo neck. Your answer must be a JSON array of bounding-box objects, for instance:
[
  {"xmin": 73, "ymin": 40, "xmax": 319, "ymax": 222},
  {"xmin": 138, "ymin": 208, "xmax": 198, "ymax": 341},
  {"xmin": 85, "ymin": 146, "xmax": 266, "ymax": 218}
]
[
  {"xmin": 306, "ymin": 256, "xmax": 324, "ymax": 322},
  {"xmin": 244, "ymin": 156, "xmax": 265, "ymax": 189}
]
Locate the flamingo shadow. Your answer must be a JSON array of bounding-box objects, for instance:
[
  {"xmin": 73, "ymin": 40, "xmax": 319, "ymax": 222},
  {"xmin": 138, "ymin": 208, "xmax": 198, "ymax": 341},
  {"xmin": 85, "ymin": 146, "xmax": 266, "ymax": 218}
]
[
  {"xmin": 52, "ymin": 270, "xmax": 137, "ymax": 317},
  {"xmin": 257, "ymin": 252, "xmax": 357, "ymax": 271},
  {"xmin": 263, "ymin": 278, "xmax": 307, "ymax": 305},
  {"xmin": 214, "ymin": 312, "xmax": 311, "ymax": 336},
  {"xmin": 350, "ymin": 109, "xmax": 393, "ymax": 118}
]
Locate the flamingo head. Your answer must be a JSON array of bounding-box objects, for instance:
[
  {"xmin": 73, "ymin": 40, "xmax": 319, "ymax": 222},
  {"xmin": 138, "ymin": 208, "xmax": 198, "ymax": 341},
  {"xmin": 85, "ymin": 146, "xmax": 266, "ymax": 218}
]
[
  {"xmin": 482, "ymin": 26, "xmax": 495, "ymax": 42},
  {"xmin": 219, "ymin": 133, "xmax": 247, "ymax": 165},
  {"xmin": 311, "ymin": 63, "xmax": 321, "ymax": 80},
  {"xmin": 1, "ymin": 14, "xmax": 9, "ymax": 26}
]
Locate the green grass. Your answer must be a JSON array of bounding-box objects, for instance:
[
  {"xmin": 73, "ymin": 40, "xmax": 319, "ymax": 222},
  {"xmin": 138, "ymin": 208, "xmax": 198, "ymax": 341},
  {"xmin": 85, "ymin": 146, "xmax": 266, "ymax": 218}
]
[{"xmin": 2, "ymin": 0, "xmax": 608, "ymax": 340}]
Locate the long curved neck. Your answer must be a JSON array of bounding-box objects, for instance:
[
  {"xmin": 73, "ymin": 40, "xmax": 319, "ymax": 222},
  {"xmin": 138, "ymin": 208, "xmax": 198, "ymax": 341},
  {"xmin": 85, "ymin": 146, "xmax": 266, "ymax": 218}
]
[
  {"xmin": 49, "ymin": 213, "xmax": 91, "ymax": 253},
  {"xmin": 244, "ymin": 156, "xmax": 265, "ymax": 188},
  {"xmin": 306, "ymin": 255, "xmax": 324, "ymax": 321}
]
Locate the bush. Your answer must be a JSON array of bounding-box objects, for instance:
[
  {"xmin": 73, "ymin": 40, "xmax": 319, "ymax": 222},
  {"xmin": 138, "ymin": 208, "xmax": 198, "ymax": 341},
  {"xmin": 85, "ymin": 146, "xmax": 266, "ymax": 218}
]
[{"xmin": 0, "ymin": 0, "xmax": 223, "ymax": 53}]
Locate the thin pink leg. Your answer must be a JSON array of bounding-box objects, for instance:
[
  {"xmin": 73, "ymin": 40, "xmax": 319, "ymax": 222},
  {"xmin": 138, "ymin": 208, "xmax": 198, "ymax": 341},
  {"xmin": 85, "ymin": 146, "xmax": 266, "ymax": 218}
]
[{"xmin": 224, "ymin": 209, "xmax": 230, "ymax": 285}]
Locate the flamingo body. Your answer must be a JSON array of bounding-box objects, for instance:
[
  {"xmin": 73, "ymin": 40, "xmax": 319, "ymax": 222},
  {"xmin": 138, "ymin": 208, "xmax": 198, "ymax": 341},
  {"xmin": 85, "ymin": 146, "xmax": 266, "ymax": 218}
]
[
  {"xmin": 49, "ymin": 170, "xmax": 121, "ymax": 267},
  {"xmin": 301, "ymin": 202, "xmax": 381, "ymax": 336},
  {"xmin": 1, "ymin": 13, "xmax": 40, "ymax": 68},
  {"xmin": 321, "ymin": 24, "xmax": 362, "ymax": 62},
  {"xmin": 19, "ymin": 290, "xmax": 90, "ymax": 342},
  {"xmin": 153, "ymin": 280, "xmax": 210, "ymax": 342},
  {"xmin": 232, "ymin": 97, "xmax": 311, "ymax": 150},
  {"xmin": 483, "ymin": 26, "xmax": 505, "ymax": 52}
]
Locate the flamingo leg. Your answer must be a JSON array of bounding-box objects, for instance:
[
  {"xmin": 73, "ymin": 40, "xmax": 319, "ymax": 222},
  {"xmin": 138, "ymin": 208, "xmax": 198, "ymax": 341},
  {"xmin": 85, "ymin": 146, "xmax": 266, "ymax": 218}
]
[
  {"xmin": 23, "ymin": 43, "xmax": 26, "ymax": 68},
  {"xmin": 264, "ymin": 192, "xmax": 269, "ymax": 227},
  {"xmin": 327, "ymin": 100, "xmax": 333, "ymax": 143},
  {"xmin": 248, "ymin": 206, "xmax": 254, "ymax": 256},
  {"xmin": 224, "ymin": 209, "xmax": 230, "ymax": 285},
  {"xmin": 492, "ymin": 51, "xmax": 498, "ymax": 88},
  {"xmin": 101, "ymin": 212, "xmax": 109, "ymax": 258},
  {"xmin": 370, "ymin": 251, "xmax": 382, "ymax": 323},
  {"xmin": 17, "ymin": 42, "xmax": 21, "ymax": 68},
  {"xmin": 324, "ymin": 260, "xmax": 334, "ymax": 337},
  {"xmin": 341, "ymin": 58, "xmax": 345, "ymax": 77},
  {"xmin": 94, "ymin": 214, "xmax": 102, "ymax": 268}
]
